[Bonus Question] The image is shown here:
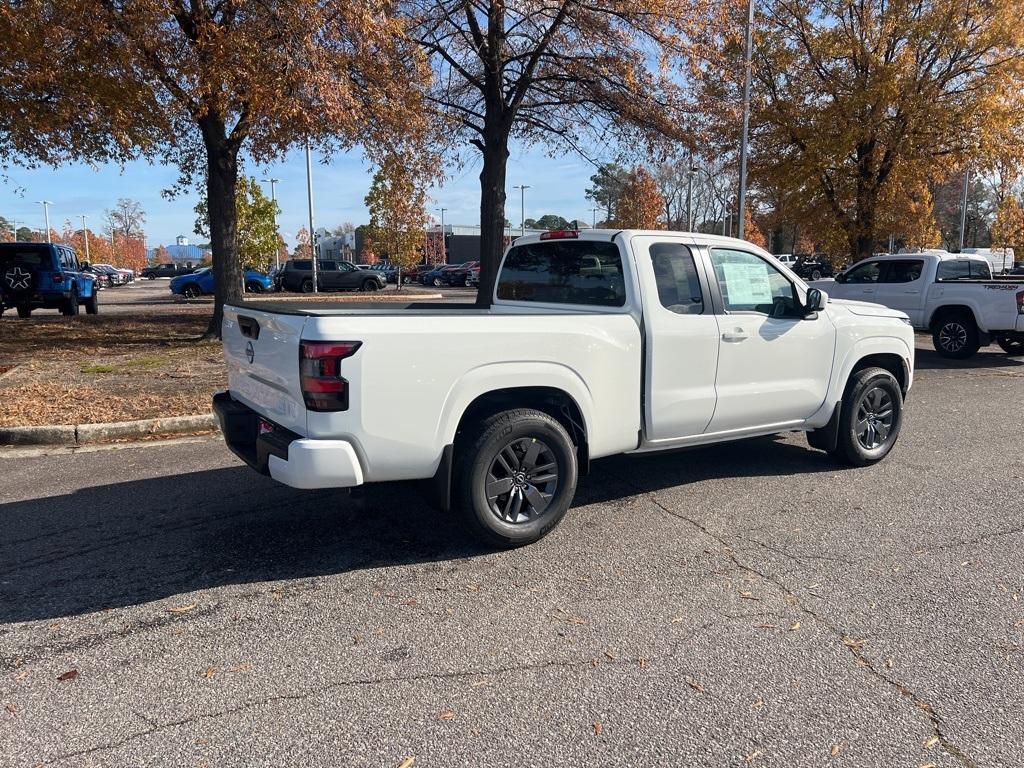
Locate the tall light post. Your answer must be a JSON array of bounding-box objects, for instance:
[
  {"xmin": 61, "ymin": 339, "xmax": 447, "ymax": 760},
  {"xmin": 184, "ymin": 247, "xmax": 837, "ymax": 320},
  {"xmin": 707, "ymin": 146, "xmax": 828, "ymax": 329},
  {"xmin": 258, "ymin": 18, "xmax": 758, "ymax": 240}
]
[
  {"xmin": 513, "ymin": 185, "xmax": 530, "ymax": 236},
  {"xmin": 37, "ymin": 201, "xmax": 53, "ymax": 243},
  {"xmin": 958, "ymin": 166, "xmax": 970, "ymax": 252},
  {"xmin": 305, "ymin": 143, "xmax": 318, "ymax": 293},
  {"xmin": 10, "ymin": 220, "xmax": 20, "ymax": 242},
  {"xmin": 80, "ymin": 214, "xmax": 90, "ymax": 262},
  {"xmin": 686, "ymin": 161, "xmax": 699, "ymax": 231},
  {"xmin": 437, "ymin": 207, "xmax": 448, "ymax": 263},
  {"xmin": 737, "ymin": 0, "xmax": 755, "ymax": 238},
  {"xmin": 261, "ymin": 177, "xmax": 280, "ymax": 269}
]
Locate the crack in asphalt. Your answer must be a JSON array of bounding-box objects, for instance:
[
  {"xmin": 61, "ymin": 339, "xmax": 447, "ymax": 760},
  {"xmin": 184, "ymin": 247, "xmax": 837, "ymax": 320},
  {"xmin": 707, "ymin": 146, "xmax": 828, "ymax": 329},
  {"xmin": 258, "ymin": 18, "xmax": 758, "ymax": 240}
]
[{"xmin": 633, "ymin": 484, "xmax": 979, "ymax": 768}]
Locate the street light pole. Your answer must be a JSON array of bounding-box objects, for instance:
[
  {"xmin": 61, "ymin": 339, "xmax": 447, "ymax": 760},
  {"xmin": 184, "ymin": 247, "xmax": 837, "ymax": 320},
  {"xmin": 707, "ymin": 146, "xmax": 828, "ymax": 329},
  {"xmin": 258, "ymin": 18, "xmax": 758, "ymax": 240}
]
[
  {"xmin": 958, "ymin": 166, "xmax": 970, "ymax": 252},
  {"xmin": 37, "ymin": 201, "xmax": 53, "ymax": 243},
  {"xmin": 80, "ymin": 215, "xmax": 90, "ymax": 262},
  {"xmin": 590, "ymin": 207, "xmax": 600, "ymax": 228},
  {"xmin": 513, "ymin": 185, "xmax": 530, "ymax": 236},
  {"xmin": 305, "ymin": 143, "xmax": 318, "ymax": 294},
  {"xmin": 737, "ymin": 0, "xmax": 755, "ymax": 239},
  {"xmin": 686, "ymin": 162, "xmax": 698, "ymax": 231},
  {"xmin": 261, "ymin": 177, "xmax": 280, "ymax": 269},
  {"xmin": 10, "ymin": 220, "xmax": 20, "ymax": 242},
  {"xmin": 438, "ymin": 208, "xmax": 447, "ymax": 262}
]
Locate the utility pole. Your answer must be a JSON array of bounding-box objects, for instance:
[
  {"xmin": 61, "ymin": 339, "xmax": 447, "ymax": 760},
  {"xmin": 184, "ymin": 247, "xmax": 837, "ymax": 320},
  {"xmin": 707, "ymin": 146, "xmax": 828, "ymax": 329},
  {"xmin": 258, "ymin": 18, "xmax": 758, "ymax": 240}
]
[
  {"xmin": 80, "ymin": 215, "xmax": 90, "ymax": 262},
  {"xmin": 513, "ymin": 185, "xmax": 530, "ymax": 236},
  {"xmin": 438, "ymin": 208, "xmax": 448, "ymax": 262},
  {"xmin": 737, "ymin": 0, "xmax": 755, "ymax": 239},
  {"xmin": 305, "ymin": 143, "xmax": 318, "ymax": 293},
  {"xmin": 590, "ymin": 207, "xmax": 600, "ymax": 228},
  {"xmin": 686, "ymin": 161, "xmax": 698, "ymax": 231},
  {"xmin": 37, "ymin": 201, "xmax": 53, "ymax": 243},
  {"xmin": 261, "ymin": 177, "xmax": 280, "ymax": 269},
  {"xmin": 10, "ymin": 220, "xmax": 20, "ymax": 242},
  {"xmin": 958, "ymin": 167, "xmax": 970, "ymax": 252}
]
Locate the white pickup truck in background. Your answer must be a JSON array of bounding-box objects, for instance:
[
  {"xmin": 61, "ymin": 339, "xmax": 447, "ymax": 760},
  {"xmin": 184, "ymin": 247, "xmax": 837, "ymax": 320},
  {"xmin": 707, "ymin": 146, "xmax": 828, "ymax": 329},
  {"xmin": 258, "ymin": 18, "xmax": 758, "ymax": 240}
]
[
  {"xmin": 809, "ymin": 252, "xmax": 1024, "ymax": 358},
  {"xmin": 215, "ymin": 230, "xmax": 915, "ymax": 547}
]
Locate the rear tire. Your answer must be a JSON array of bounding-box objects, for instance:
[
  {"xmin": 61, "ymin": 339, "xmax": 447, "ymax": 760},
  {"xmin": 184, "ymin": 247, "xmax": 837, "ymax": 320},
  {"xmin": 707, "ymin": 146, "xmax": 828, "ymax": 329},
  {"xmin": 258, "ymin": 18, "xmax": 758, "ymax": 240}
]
[
  {"xmin": 361, "ymin": 279, "xmax": 379, "ymax": 292},
  {"xmin": 454, "ymin": 409, "xmax": 578, "ymax": 548},
  {"xmin": 811, "ymin": 268, "xmax": 822, "ymax": 280},
  {"xmin": 932, "ymin": 312, "xmax": 980, "ymax": 359},
  {"xmin": 84, "ymin": 290, "xmax": 99, "ymax": 315},
  {"xmin": 301, "ymin": 279, "xmax": 314, "ymax": 293},
  {"xmin": 16, "ymin": 304, "xmax": 31, "ymax": 319},
  {"xmin": 245, "ymin": 281, "xmax": 263, "ymax": 293},
  {"xmin": 997, "ymin": 336, "xmax": 1024, "ymax": 356},
  {"xmin": 829, "ymin": 367, "xmax": 903, "ymax": 467}
]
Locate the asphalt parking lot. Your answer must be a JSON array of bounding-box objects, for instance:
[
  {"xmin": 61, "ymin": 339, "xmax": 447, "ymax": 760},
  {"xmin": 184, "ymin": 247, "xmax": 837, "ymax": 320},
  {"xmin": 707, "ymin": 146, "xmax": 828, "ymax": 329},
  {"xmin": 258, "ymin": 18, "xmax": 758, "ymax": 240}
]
[{"xmin": 1, "ymin": 339, "xmax": 1022, "ymax": 767}]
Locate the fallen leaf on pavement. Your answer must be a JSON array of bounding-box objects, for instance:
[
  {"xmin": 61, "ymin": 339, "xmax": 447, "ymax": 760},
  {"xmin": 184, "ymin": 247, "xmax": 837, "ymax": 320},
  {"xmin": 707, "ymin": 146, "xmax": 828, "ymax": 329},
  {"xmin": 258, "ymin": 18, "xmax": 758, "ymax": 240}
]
[
  {"xmin": 831, "ymin": 744, "xmax": 841, "ymax": 756},
  {"xmin": 57, "ymin": 670, "xmax": 78, "ymax": 682},
  {"xmin": 790, "ymin": 621, "xmax": 801, "ymax": 631},
  {"xmin": 438, "ymin": 710, "xmax": 455, "ymax": 721},
  {"xmin": 15, "ymin": 671, "xmax": 28, "ymax": 682},
  {"xmin": 592, "ymin": 722, "xmax": 603, "ymax": 735},
  {"xmin": 397, "ymin": 758, "xmax": 416, "ymax": 768},
  {"xmin": 687, "ymin": 679, "xmax": 705, "ymax": 694},
  {"xmin": 745, "ymin": 750, "xmax": 763, "ymax": 763},
  {"xmin": 202, "ymin": 666, "xmax": 217, "ymax": 679},
  {"xmin": 922, "ymin": 736, "xmax": 939, "ymax": 749},
  {"xmin": 567, "ymin": 616, "xmax": 588, "ymax": 625},
  {"xmin": 591, "ymin": 657, "xmax": 600, "ymax": 668},
  {"xmin": 168, "ymin": 604, "xmax": 196, "ymax": 614},
  {"xmin": 638, "ymin": 658, "xmax": 647, "ymax": 668},
  {"xmin": 604, "ymin": 651, "xmax": 617, "ymax": 661},
  {"xmin": 920, "ymin": 763, "xmax": 937, "ymax": 768},
  {"xmin": 752, "ymin": 698, "xmax": 764, "ymax": 709},
  {"xmin": 740, "ymin": 591, "xmax": 760, "ymax": 601},
  {"xmin": 755, "ymin": 623, "xmax": 777, "ymax": 629},
  {"xmin": 5, "ymin": 703, "xmax": 16, "ymax": 714},
  {"xmin": 227, "ymin": 663, "xmax": 252, "ymax": 674},
  {"xmin": 671, "ymin": 616, "xmax": 686, "ymax": 623}
]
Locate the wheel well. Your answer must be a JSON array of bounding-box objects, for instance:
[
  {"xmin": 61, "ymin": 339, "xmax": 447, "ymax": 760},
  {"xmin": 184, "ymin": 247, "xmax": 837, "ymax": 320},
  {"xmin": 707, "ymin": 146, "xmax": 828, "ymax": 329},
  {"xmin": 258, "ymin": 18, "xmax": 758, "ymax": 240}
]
[
  {"xmin": 929, "ymin": 304, "xmax": 976, "ymax": 331},
  {"xmin": 850, "ymin": 353, "xmax": 908, "ymax": 394},
  {"xmin": 455, "ymin": 386, "xmax": 589, "ymax": 472}
]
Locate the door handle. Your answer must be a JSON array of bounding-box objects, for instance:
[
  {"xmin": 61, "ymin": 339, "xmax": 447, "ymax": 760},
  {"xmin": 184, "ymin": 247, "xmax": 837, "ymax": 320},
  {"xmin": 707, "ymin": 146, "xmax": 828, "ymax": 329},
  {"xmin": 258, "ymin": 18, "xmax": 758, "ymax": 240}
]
[{"xmin": 722, "ymin": 330, "xmax": 748, "ymax": 342}]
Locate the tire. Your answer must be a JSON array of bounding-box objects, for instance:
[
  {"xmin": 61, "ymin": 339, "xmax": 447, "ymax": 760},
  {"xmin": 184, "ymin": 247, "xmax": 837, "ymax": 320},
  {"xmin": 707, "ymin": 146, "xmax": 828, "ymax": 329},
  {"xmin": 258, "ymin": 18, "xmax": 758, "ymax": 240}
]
[
  {"xmin": 997, "ymin": 336, "xmax": 1024, "ymax": 355},
  {"xmin": 147, "ymin": 274, "xmax": 156, "ymax": 280},
  {"xmin": 454, "ymin": 409, "xmax": 578, "ymax": 548},
  {"xmin": 433, "ymin": 277, "xmax": 442, "ymax": 286},
  {"xmin": 62, "ymin": 289, "xmax": 80, "ymax": 316},
  {"xmin": 301, "ymin": 279, "xmax": 314, "ymax": 293},
  {"xmin": 84, "ymin": 290, "xmax": 99, "ymax": 315},
  {"xmin": 16, "ymin": 304, "xmax": 31, "ymax": 319},
  {"xmin": 361, "ymin": 279, "xmax": 379, "ymax": 292},
  {"xmin": 829, "ymin": 367, "xmax": 903, "ymax": 467},
  {"xmin": 932, "ymin": 312, "xmax": 980, "ymax": 359},
  {"xmin": 811, "ymin": 268, "xmax": 822, "ymax": 280},
  {"xmin": 246, "ymin": 281, "xmax": 263, "ymax": 294},
  {"xmin": 403, "ymin": 276, "xmax": 411, "ymax": 285},
  {"xmin": 182, "ymin": 284, "xmax": 202, "ymax": 299}
]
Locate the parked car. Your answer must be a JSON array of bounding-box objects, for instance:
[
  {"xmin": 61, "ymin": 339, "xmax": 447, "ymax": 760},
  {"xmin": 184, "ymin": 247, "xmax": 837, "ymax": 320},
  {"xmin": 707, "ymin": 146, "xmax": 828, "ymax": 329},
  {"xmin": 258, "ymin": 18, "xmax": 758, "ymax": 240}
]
[
  {"xmin": 420, "ymin": 264, "xmax": 462, "ymax": 286},
  {"xmin": 443, "ymin": 261, "xmax": 480, "ymax": 287},
  {"xmin": 141, "ymin": 263, "xmax": 195, "ymax": 279},
  {"xmin": 790, "ymin": 254, "xmax": 834, "ymax": 281},
  {"xmin": 396, "ymin": 264, "xmax": 430, "ymax": 285},
  {"xmin": 92, "ymin": 263, "xmax": 128, "ymax": 286},
  {"xmin": 278, "ymin": 259, "xmax": 386, "ymax": 293},
  {"xmin": 809, "ymin": 252, "xmax": 1024, "ymax": 357},
  {"xmin": 466, "ymin": 265, "xmax": 481, "ymax": 287},
  {"xmin": 214, "ymin": 228, "xmax": 915, "ymax": 548},
  {"xmin": 171, "ymin": 267, "xmax": 274, "ymax": 298},
  {"xmin": 0, "ymin": 242, "xmax": 99, "ymax": 317},
  {"xmin": 81, "ymin": 264, "xmax": 112, "ymax": 289}
]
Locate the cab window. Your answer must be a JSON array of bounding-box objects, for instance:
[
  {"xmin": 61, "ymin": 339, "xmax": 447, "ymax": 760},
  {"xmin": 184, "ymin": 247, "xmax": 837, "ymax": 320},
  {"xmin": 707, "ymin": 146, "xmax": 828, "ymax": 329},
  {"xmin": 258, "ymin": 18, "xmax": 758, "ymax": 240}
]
[
  {"xmin": 709, "ymin": 248, "xmax": 800, "ymax": 317},
  {"xmin": 843, "ymin": 261, "xmax": 881, "ymax": 283},
  {"xmin": 650, "ymin": 243, "xmax": 704, "ymax": 315},
  {"xmin": 881, "ymin": 259, "xmax": 923, "ymax": 283}
]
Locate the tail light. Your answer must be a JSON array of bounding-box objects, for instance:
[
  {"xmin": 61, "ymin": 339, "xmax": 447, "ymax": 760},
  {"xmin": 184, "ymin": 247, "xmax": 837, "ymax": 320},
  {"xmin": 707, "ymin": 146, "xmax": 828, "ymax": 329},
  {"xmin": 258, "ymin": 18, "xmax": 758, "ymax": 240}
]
[
  {"xmin": 299, "ymin": 341, "xmax": 361, "ymax": 412},
  {"xmin": 52, "ymin": 272, "xmax": 64, "ymax": 283},
  {"xmin": 539, "ymin": 229, "xmax": 579, "ymax": 240},
  {"xmin": 1017, "ymin": 289, "xmax": 1024, "ymax": 315}
]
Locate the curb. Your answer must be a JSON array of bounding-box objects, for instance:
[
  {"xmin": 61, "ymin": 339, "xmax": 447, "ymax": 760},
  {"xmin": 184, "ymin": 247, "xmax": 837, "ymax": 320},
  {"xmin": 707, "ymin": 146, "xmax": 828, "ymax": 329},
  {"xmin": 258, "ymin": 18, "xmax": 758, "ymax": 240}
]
[{"xmin": 0, "ymin": 414, "xmax": 219, "ymax": 446}]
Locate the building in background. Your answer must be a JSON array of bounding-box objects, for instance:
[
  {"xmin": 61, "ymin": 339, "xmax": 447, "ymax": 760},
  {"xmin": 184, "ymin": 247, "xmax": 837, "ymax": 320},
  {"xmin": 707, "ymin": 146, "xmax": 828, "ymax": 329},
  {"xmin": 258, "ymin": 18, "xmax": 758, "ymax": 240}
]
[{"xmin": 147, "ymin": 235, "xmax": 209, "ymax": 266}]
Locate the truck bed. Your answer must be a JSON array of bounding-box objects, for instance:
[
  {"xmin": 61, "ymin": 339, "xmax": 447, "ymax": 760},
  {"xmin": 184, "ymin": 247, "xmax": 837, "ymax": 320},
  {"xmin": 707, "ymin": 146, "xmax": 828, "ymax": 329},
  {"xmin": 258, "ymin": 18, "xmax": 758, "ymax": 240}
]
[{"xmin": 231, "ymin": 300, "xmax": 613, "ymax": 316}]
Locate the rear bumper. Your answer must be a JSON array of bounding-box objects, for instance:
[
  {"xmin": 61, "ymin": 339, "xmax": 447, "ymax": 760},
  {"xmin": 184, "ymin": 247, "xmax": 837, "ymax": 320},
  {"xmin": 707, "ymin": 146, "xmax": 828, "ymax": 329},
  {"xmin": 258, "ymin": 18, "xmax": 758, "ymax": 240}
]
[{"xmin": 212, "ymin": 391, "xmax": 363, "ymax": 489}]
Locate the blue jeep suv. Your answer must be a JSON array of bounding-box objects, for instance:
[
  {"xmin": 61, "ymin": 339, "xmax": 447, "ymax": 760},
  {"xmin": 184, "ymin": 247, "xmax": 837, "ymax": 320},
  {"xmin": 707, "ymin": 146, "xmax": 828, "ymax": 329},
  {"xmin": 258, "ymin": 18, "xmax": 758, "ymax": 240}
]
[{"xmin": 0, "ymin": 242, "xmax": 99, "ymax": 318}]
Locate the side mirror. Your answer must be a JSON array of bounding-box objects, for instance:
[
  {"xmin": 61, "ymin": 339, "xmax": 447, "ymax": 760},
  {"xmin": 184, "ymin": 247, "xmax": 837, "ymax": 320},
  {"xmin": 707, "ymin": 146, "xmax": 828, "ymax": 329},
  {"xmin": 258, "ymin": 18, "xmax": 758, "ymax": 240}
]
[
  {"xmin": 806, "ymin": 287, "xmax": 827, "ymax": 313},
  {"xmin": 81, "ymin": 261, "xmax": 90, "ymax": 269}
]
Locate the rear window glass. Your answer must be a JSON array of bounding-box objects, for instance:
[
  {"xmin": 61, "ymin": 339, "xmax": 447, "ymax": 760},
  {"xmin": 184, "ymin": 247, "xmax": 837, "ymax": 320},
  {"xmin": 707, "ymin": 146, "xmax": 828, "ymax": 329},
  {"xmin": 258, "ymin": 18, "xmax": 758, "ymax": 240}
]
[
  {"xmin": 0, "ymin": 245, "xmax": 49, "ymax": 268},
  {"xmin": 936, "ymin": 259, "xmax": 991, "ymax": 280},
  {"xmin": 496, "ymin": 241, "xmax": 625, "ymax": 307}
]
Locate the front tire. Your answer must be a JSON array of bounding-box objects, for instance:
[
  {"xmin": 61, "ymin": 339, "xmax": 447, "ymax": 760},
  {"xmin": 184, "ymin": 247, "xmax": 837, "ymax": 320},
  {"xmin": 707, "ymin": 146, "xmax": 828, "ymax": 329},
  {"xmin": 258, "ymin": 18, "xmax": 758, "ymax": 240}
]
[
  {"xmin": 62, "ymin": 290, "xmax": 80, "ymax": 316},
  {"xmin": 829, "ymin": 367, "xmax": 903, "ymax": 467},
  {"xmin": 361, "ymin": 279, "xmax": 379, "ymax": 292},
  {"xmin": 182, "ymin": 284, "xmax": 202, "ymax": 299},
  {"xmin": 932, "ymin": 313, "xmax": 980, "ymax": 359},
  {"xmin": 246, "ymin": 281, "xmax": 263, "ymax": 294},
  {"xmin": 454, "ymin": 409, "xmax": 578, "ymax": 548}
]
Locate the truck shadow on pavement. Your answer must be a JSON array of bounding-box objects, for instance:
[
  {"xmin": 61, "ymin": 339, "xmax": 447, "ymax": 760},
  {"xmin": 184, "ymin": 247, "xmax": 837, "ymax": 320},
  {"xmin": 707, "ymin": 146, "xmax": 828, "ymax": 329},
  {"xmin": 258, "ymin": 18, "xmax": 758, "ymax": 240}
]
[
  {"xmin": 0, "ymin": 437, "xmax": 840, "ymax": 624},
  {"xmin": 914, "ymin": 346, "xmax": 1024, "ymax": 370}
]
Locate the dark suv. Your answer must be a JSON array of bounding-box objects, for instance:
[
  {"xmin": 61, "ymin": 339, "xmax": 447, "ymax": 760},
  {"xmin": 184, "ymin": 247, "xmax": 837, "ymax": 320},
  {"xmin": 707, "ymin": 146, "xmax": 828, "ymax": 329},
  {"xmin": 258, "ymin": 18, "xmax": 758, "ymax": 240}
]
[
  {"xmin": 0, "ymin": 242, "xmax": 99, "ymax": 318},
  {"xmin": 278, "ymin": 259, "xmax": 385, "ymax": 293},
  {"xmin": 141, "ymin": 263, "xmax": 194, "ymax": 279}
]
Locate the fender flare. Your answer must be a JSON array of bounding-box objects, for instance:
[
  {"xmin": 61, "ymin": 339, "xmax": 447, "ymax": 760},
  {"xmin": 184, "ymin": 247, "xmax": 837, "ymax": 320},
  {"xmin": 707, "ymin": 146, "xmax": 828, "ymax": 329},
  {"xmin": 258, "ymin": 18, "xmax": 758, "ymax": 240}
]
[{"xmin": 810, "ymin": 335, "xmax": 913, "ymax": 427}]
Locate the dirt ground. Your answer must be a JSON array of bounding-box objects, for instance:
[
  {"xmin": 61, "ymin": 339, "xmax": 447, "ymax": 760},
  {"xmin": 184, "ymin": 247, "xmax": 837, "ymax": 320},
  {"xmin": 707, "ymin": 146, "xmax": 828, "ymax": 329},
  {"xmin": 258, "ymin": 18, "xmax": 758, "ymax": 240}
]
[{"xmin": 0, "ymin": 313, "xmax": 225, "ymax": 427}]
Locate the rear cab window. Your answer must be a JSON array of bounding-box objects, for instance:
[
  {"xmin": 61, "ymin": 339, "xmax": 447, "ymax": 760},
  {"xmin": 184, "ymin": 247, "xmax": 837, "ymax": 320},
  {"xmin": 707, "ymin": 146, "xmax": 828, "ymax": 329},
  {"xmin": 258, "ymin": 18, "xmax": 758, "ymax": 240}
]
[
  {"xmin": 651, "ymin": 243, "xmax": 704, "ymax": 315},
  {"xmin": 496, "ymin": 240, "xmax": 626, "ymax": 307},
  {"xmin": 936, "ymin": 259, "xmax": 992, "ymax": 280}
]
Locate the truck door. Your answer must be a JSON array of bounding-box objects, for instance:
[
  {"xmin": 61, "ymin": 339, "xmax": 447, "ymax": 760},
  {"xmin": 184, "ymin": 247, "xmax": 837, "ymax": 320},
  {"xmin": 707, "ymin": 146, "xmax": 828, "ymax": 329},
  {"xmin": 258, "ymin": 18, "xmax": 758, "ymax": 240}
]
[
  {"xmin": 873, "ymin": 258, "xmax": 926, "ymax": 325},
  {"xmin": 831, "ymin": 259, "xmax": 882, "ymax": 301},
  {"xmin": 632, "ymin": 236, "xmax": 720, "ymax": 441},
  {"xmin": 704, "ymin": 246, "xmax": 835, "ymax": 433}
]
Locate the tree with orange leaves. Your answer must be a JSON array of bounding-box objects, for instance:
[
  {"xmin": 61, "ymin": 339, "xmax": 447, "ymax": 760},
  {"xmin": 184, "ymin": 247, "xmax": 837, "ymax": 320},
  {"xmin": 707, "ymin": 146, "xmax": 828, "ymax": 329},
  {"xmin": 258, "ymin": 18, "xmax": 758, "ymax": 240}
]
[
  {"xmin": 1, "ymin": 0, "xmax": 432, "ymax": 337},
  {"xmin": 615, "ymin": 168, "xmax": 665, "ymax": 230}
]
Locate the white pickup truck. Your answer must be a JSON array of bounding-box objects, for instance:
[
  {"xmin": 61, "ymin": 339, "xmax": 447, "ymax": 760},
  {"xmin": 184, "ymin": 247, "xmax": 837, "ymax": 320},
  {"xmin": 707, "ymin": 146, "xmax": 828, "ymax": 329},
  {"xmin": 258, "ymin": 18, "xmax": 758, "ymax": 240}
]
[
  {"xmin": 214, "ymin": 230, "xmax": 915, "ymax": 547},
  {"xmin": 809, "ymin": 252, "xmax": 1024, "ymax": 358}
]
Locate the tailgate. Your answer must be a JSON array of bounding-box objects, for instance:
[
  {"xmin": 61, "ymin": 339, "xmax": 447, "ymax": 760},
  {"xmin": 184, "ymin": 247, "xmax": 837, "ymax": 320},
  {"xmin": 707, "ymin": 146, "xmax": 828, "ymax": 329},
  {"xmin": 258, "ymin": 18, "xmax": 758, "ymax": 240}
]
[{"xmin": 223, "ymin": 305, "xmax": 308, "ymax": 434}]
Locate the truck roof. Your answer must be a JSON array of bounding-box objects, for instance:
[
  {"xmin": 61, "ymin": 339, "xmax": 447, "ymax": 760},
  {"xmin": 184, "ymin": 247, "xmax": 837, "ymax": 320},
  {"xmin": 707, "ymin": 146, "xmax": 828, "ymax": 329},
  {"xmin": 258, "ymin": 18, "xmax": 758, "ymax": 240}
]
[{"xmin": 509, "ymin": 229, "xmax": 770, "ymax": 251}]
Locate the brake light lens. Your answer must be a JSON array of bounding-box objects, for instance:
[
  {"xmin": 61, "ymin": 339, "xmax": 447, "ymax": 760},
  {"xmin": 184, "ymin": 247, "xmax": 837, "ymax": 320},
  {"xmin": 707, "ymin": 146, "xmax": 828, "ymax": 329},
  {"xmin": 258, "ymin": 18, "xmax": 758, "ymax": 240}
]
[
  {"xmin": 52, "ymin": 272, "xmax": 64, "ymax": 283},
  {"xmin": 539, "ymin": 229, "xmax": 579, "ymax": 240},
  {"xmin": 299, "ymin": 341, "xmax": 361, "ymax": 411},
  {"xmin": 1017, "ymin": 289, "xmax": 1024, "ymax": 315}
]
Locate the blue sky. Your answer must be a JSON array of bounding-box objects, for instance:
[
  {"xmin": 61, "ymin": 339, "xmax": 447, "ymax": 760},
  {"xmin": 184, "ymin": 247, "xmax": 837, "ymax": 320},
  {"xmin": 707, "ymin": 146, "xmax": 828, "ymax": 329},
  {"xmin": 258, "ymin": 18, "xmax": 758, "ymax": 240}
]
[{"xmin": 1, "ymin": 144, "xmax": 603, "ymax": 249}]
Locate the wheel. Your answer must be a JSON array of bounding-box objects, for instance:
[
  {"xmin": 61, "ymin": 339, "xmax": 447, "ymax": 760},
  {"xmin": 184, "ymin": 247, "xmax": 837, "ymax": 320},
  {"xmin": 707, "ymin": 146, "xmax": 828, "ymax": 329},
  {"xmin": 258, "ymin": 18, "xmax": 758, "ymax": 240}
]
[
  {"xmin": 246, "ymin": 281, "xmax": 263, "ymax": 293},
  {"xmin": 932, "ymin": 313, "xmax": 980, "ymax": 359},
  {"xmin": 403, "ymin": 276, "xmax": 411, "ymax": 285},
  {"xmin": 828, "ymin": 367, "xmax": 903, "ymax": 467},
  {"xmin": 61, "ymin": 289, "xmax": 80, "ymax": 316},
  {"xmin": 16, "ymin": 304, "xmax": 31, "ymax": 319},
  {"xmin": 997, "ymin": 336, "xmax": 1024, "ymax": 356},
  {"xmin": 361, "ymin": 279, "xmax": 379, "ymax": 292},
  {"xmin": 182, "ymin": 284, "xmax": 202, "ymax": 299},
  {"xmin": 454, "ymin": 409, "xmax": 578, "ymax": 548},
  {"xmin": 147, "ymin": 274, "xmax": 156, "ymax": 280},
  {"xmin": 810, "ymin": 268, "xmax": 822, "ymax": 280},
  {"xmin": 433, "ymin": 277, "xmax": 443, "ymax": 286},
  {"xmin": 84, "ymin": 290, "xmax": 99, "ymax": 315},
  {"xmin": 301, "ymin": 279, "xmax": 314, "ymax": 293}
]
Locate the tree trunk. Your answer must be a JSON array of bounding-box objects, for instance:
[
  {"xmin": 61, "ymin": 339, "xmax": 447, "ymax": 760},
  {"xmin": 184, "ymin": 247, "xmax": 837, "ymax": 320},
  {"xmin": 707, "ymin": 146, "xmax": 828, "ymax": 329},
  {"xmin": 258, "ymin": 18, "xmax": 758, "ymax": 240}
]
[
  {"xmin": 475, "ymin": 127, "xmax": 509, "ymax": 308},
  {"xmin": 200, "ymin": 118, "xmax": 242, "ymax": 339}
]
